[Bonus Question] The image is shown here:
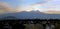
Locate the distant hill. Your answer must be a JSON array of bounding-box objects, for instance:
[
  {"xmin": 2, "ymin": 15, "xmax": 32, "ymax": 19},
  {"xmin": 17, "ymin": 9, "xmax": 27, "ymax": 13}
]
[{"xmin": 0, "ymin": 10, "xmax": 60, "ymax": 19}]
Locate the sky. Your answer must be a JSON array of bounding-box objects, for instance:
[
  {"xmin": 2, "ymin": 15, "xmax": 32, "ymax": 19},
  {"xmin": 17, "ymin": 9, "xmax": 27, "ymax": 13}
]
[
  {"xmin": 20, "ymin": 0, "xmax": 60, "ymax": 12},
  {"xmin": 0, "ymin": 0, "xmax": 45, "ymax": 9},
  {"xmin": 0, "ymin": 0, "xmax": 21, "ymax": 9},
  {"xmin": 21, "ymin": 0, "xmax": 45, "ymax": 5},
  {"xmin": 20, "ymin": 0, "xmax": 48, "ymax": 11},
  {"xmin": 0, "ymin": 0, "xmax": 60, "ymax": 13},
  {"xmin": 0, "ymin": 0, "xmax": 46, "ymax": 10}
]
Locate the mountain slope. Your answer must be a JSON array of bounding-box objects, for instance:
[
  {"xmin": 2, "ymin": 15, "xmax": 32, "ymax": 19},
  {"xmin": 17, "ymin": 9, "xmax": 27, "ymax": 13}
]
[{"xmin": 0, "ymin": 11, "xmax": 60, "ymax": 19}]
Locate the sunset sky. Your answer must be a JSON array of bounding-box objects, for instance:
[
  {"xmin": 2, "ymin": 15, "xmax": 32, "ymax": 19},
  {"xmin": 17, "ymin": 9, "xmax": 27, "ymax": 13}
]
[
  {"xmin": 0, "ymin": 0, "xmax": 60, "ymax": 13},
  {"xmin": 0, "ymin": 0, "xmax": 20, "ymax": 8},
  {"xmin": 21, "ymin": 0, "xmax": 60, "ymax": 12}
]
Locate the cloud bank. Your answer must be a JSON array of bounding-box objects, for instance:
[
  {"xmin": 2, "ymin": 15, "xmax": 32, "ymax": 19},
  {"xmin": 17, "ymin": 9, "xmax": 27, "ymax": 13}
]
[{"xmin": 0, "ymin": 2, "xmax": 14, "ymax": 14}]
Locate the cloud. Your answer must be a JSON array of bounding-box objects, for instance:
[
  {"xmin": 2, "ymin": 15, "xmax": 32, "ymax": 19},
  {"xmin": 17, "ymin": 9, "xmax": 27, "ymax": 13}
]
[
  {"xmin": 16, "ymin": 0, "xmax": 60, "ymax": 14},
  {"xmin": 36, "ymin": 0, "xmax": 60, "ymax": 11},
  {"xmin": 0, "ymin": 2, "xmax": 12, "ymax": 13}
]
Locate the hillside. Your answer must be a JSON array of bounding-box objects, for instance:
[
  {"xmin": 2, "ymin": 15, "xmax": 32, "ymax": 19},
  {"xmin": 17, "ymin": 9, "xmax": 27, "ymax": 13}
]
[{"xmin": 0, "ymin": 10, "xmax": 60, "ymax": 19}]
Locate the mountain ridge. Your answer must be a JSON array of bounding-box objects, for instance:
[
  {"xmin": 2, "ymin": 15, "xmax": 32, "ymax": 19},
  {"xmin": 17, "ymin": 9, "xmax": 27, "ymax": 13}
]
[{"xmin": 0, "ymin": 11, "xmax": 60, "ymax": 19}]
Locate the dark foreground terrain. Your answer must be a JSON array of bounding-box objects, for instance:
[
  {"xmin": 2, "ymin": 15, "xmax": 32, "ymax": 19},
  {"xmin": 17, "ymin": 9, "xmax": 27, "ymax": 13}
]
[{"xmin": 0, "ymin": 19, "xmax": 60, "ymax": 29}]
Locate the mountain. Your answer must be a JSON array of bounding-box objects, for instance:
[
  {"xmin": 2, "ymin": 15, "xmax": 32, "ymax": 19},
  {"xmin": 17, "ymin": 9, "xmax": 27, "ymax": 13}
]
[{"xmin": 0, "ymin": 10, "xmax": 60, "ymax": 19}]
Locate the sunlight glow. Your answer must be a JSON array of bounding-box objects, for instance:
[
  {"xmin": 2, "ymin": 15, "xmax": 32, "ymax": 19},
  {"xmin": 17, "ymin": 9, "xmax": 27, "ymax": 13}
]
[{"xmin": 16, "ymin": 0, "xmax": 60, "ymax": 14}]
